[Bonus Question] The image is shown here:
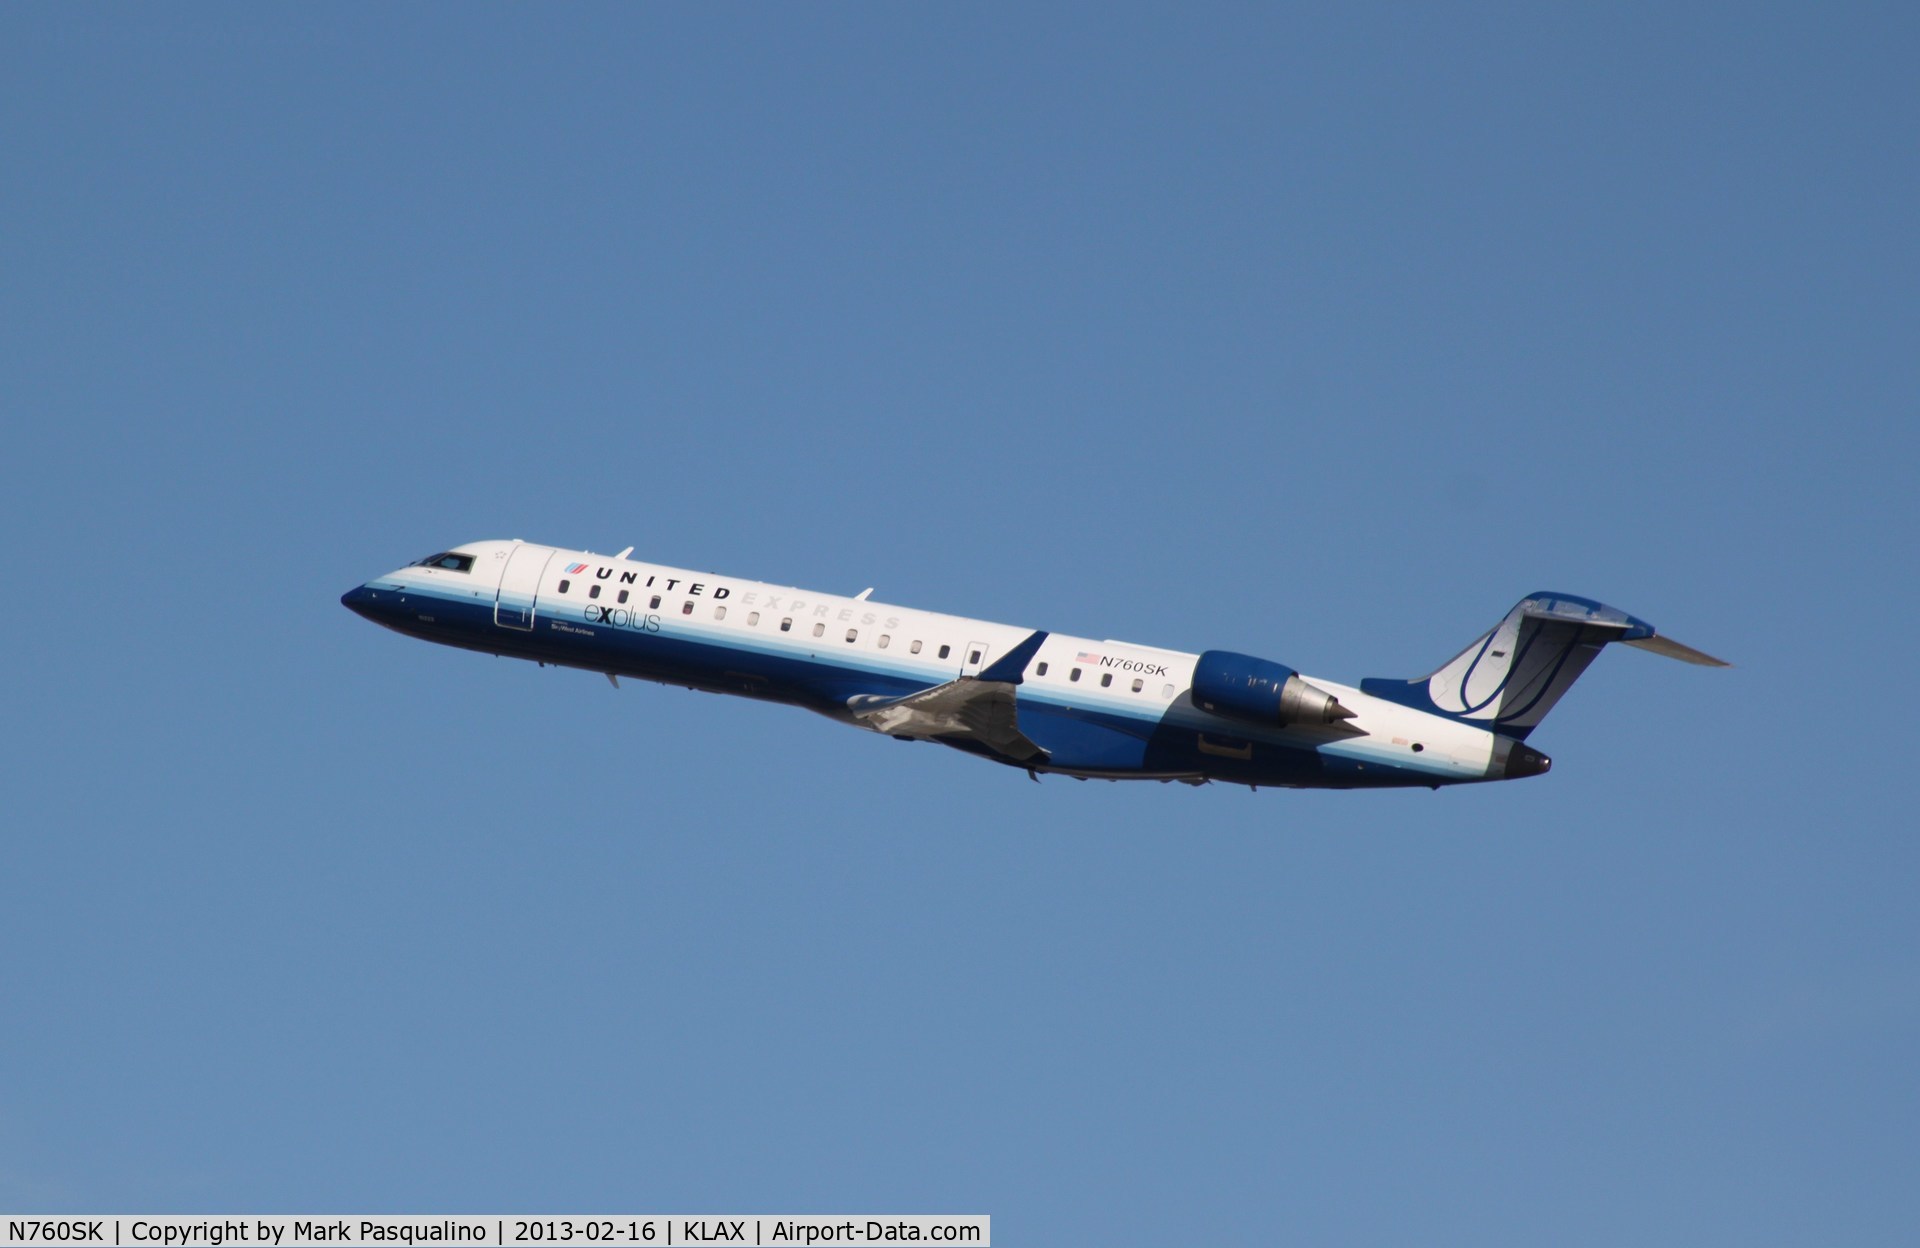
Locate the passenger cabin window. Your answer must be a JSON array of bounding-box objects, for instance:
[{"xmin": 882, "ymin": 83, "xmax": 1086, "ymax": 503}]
[
  {"xmin": 938, "ymin": 644, "xmax": 951, "ymax": 660},
  {"xmin": 781, "ymin": 618, "xmax": 793, "ymax": 632},
  {"xmin": 969, "ymin": 649, "xmax": 982, "ymax": 665},
  {"xmin": 1163, "ymin": 684, "xmax": 1175, "ymax": 698},
  {"xmin": 1037, "ymin": 662, "xmax": 1049, "ymax": 676},
  {"xmin": 715, "ymin": 606, "xmax": 727, "ymax": 620},
  {"xmin": 1070, "ymin": 668, "xmax": 1081, "ymax": 682},
  {"xmin": 1131, "ymin": 678, "xmax": 1143, "ymax": 692},
  {"xmin": 589, "ymin": 584, "xmax": 601, "ymax": 599},
  {"xmin": 618, "ymin": 590, "xmax": 629, "ymax": 604},
  {"xmin": 749, "ymin": 611, "xmax": 761, "ymax": 626},
  {"xmin": 650, "ymin": 595, "xmax": 662, "ymax": 609},
  {"xmin": 1100, "ymin": 673, "xmax": 1112, "ymax": 687},
  {"xmin": 812, "ymin": 622, "xmax": 825, "ymax": 638},
  {"xmin": 878, "ymin": 635, "xmax": 889, "ymax": 649},
  {"xmin": 681, "ymin": 601, "xmax": 694, "ymax": 615},
  {"xmin": 910, "ymin": 640, "xmax": 923, "ymax": 655},
  {"xmin": 559, "ymin": 579, "xmax": 571, "ymax": 594},
  {"xmin": 846, "ymin": 629, "xmax": 857, "ymax": 643}
]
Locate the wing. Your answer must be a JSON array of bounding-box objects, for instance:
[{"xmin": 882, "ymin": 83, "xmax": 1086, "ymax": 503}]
[{"xmin": 848, "ymin": 630, "xmax": 1051, "ymax": 764}]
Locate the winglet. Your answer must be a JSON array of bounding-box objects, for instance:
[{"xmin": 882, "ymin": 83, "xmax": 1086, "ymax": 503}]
[{"xmin": 978, "ymin": 631, "xmax": 1050, "ymax": 684}]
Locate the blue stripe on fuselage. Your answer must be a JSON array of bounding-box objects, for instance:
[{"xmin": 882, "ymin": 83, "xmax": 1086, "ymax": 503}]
[{"xmin": 345, "ymin": 579, "xmax": 1455, "ymax": 789}]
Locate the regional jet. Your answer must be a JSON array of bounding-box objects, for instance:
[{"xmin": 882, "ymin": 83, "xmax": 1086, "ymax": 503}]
[{"xmin": 341, "ymin": 541, "xmax": 1726, "ymax": 789}]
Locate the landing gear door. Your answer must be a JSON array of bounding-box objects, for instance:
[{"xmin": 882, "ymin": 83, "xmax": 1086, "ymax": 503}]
[
  {"xmin": 495, "ymin": 544, "xmax": 554, "ymax": 631},
  {"xmin": 962, "ymin": 640, "xmax": 990, "ymax": 677}
]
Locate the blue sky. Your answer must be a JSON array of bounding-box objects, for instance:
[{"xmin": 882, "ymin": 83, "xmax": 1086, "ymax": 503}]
[{"xmin": 2, "ymin": 5, "xmax": 1914, "ymax": 1243}]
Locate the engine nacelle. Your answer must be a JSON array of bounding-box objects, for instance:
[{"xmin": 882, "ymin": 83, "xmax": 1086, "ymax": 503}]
[{"xmin": 1192, "ymin": 649, "xmax": 1356, "ymax": 727}]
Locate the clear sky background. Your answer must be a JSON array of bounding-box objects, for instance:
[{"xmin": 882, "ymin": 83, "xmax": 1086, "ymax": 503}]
[{"xmin": 2, "ymin": 5, "xmax": 1915, "ymax": 1244}]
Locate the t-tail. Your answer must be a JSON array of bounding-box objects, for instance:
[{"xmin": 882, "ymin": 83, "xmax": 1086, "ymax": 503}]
[{"xmin": 1359, "ymin": 592, "xmax": 1729, "ymax": 741}]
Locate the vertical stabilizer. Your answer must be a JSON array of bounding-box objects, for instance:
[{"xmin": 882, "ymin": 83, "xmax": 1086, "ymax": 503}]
[{"xmin": 1359, "ymin": 593, "xmax": 1724, "ymax": 740}]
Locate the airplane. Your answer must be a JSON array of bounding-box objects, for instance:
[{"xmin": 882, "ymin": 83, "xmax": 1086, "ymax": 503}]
[{"xmin": 341, "ymin": 540, "xmax": 1727, "ymax": 790}]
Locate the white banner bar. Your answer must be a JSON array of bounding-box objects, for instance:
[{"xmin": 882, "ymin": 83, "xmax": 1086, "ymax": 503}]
[{"xmin": 0, "ymin": 1218, "xmax": 988, "ymax": 1248}]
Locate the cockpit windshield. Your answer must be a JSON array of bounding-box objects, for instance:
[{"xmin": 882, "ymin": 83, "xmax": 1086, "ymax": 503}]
[{"xmin": 413, "ymin": 552, "xmax": 475, "ymax": 573}]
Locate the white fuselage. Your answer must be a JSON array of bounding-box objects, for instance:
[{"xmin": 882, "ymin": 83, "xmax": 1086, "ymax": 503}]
[{"xmin": 343, "ymin": 540, "xmax": 1542, "ymax": 789}]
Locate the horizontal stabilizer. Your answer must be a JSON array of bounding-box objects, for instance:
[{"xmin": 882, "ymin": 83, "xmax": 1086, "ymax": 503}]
[{"xmin": 1623, "ymin": 634, "xmax": 1730, "ymax": 666}]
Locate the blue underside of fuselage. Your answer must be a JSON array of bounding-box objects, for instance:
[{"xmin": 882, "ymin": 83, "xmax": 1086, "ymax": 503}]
[{"xmin": 343, "ymin": 582, "xmax": 1448, "ymax": 789}]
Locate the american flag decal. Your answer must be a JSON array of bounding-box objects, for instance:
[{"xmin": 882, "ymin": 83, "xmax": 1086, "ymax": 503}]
[{"xmin": 1077, "ymin": 651, "xmax": 1101, "ymax": 664}]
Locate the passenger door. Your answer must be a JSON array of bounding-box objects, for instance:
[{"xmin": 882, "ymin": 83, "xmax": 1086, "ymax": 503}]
[{"xmin": 494, "ymin": 544, "xmax": 554, "ymax": 631}]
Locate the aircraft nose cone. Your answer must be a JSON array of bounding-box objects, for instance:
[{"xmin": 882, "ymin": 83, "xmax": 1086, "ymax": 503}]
[{"xmin": 341, "ymin": 585, "xmax": 380, "ymax": 620}]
